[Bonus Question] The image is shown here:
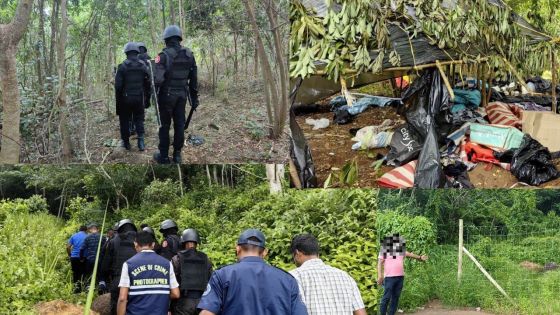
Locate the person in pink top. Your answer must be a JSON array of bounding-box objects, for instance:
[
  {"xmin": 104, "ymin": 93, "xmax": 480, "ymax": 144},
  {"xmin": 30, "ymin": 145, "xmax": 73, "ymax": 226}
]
[{"xmin": 377, "ymin": 234, "xmax": 428, "ymax": 315}]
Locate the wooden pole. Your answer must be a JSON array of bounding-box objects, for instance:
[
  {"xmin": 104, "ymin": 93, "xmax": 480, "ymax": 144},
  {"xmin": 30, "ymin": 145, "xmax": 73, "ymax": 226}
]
[
  {"xmin": 552, "ymin": 49, "xmax": 557, "ymax": 114},
  {"xmin": 457, "ymin": 219, "xmax": 463, "ymax": 283},
  {"xmin": 463, "ymin": 247, "xmax": 515, "ymax": 305},
  {"xmin": 481, "ymin": 64, "xmax": 487, "ymax": 107},
  {"xmin": 436, "ymin": 60, "xmax": 455, "ymax": 100}
]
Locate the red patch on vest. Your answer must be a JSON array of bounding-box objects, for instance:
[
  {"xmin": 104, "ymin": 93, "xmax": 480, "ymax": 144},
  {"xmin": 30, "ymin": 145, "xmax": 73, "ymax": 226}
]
[{"xmin": 155, "ymin": 55, "xmax": 161, "ymax": 63}]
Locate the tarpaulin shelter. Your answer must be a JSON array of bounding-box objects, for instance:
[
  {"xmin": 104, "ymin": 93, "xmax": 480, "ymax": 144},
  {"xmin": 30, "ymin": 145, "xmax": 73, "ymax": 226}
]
[{"xmin": 289, "ymin": 0, "xmax": 556, "ymax": 188}]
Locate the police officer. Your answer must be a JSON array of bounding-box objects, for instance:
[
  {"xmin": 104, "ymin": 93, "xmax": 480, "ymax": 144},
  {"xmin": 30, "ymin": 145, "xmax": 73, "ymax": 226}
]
[
  {"xmin": 152, "ymin": 25, "xmax": 199, "ymax": 164},
  {"xmin": 198, "ymin": 229, "xmax": 308, "ymax": 315},
  {"xmin": 100, "ymin": 219, "xmax": 138, "ymax": 315},
  {"xmin": 116, "ymin": 230, "xmax": 180, "ymax": 315},
  {"xmin": 137, "ymin": 42, "xmax": 151, "ymax": 64},
  {"xmin": 115, "ymin": 42, "xmax": 151, "ymax": 151},
  {"xmin": 136, "ymin": 42, "xmax": 152, "ymax": 111},
  {"xmin": 142, "ymin": 225, "xmax": 162, "ymax": 253},
  {"xmin": 158, "ymin": 219, "xmax": 181, "ymax": 260},
  {"xmin": 171, "ymin": 229, "xmax": 212, "ymax": 315}
]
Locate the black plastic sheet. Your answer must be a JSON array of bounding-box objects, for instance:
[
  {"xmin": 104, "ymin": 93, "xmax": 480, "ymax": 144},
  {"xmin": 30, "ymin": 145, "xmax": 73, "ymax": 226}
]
[
  {"xmin": 386, "ymin": 123, "xmax": 423, "ymax": 166},
  {"xmin": 496, "ymin": 135, "xmax": 560, "ymax": 186}
]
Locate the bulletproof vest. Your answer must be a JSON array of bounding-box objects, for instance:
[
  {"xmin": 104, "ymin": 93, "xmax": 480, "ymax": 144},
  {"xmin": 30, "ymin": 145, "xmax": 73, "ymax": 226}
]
[
  {"xmin": 179, "ymin": 249, "xmax": 210, "ymax": 292},
  {"xmin": 162, "ymin": 47, "xmax": 193, "ymax": 90},
  {"xmin": 111, "ymin": 232, "xmax": 137, "ymax": 275},
  {"xmin": 159, "ymin": 234, "xmax": 180, "ymax": 260},
  {"xmin": 122, "ymin": 59, "xmax": 146, "ymax": 96}
]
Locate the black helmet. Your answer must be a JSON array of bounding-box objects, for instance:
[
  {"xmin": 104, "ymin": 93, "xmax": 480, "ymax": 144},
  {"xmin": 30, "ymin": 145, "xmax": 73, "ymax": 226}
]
[
  {"xmin": 123, "ymin": 42, "xmax": 140, "ymax": 54},
  {"xmin": 160, "ymin": 219, "xmax": 178, "ymax": 232},
  {"xmin": 162, "ymin": 25, "xmax": 182, "ymax": 41},
  {"xmin": 117, "ymin": 219, "xmax": 137, "ymax": 232},
  {"xmin": 136, "ymin": 42, "xmax": 147, "ymax": 53},
  {"xmin": 142, "ymin": 226, "xmax": 155, "ymax": 236},
  {"xmin": 181, "ymin": 228, "xmax": 200, "ymax": 244}
]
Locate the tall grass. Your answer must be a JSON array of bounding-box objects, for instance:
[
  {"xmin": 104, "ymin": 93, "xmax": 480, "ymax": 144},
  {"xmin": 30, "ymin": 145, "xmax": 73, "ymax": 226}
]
[
  {"xmin": 396, "ymin": 245, "xmax": 560, "ymax": 315},
  {"xmin": 0, "ymin": 200, "xmax": 75, "ymax": 314}
]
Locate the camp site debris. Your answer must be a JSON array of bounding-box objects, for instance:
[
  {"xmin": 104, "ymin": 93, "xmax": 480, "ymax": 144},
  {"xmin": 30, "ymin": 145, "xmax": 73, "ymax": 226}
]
[{"xmin": 288, "ymin": 0, "xmax": 560, "ymax": 188}]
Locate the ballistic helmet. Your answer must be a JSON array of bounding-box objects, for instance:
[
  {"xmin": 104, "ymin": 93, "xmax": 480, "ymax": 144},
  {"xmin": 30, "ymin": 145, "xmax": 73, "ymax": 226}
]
[
  {"xmin": 123, "ymin": 42, "xmax": 140, "ymax": 54},
  {"xmin": 159, "ymin": 219, "xmax": 178, "ymax": 232},
  {"xmin": 181, "ymin": 228, "xmax": 200, "ymax": 244},
  {"xmin": 117, "ymin": 219, "xmax": 137, "ymax": 232},
  {"xmin": 162, "ymin": 25, "xmax": 182, "ymax": 41},
  {"xmin": 142, "ymin": 226, "xmax": 155, "ymax": 236}
]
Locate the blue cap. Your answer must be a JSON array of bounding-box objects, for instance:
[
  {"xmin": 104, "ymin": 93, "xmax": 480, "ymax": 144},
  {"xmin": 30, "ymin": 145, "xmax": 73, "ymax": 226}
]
[{"xmin": 237, "ymin": 229, "xmax": 266, "ymax": 248}]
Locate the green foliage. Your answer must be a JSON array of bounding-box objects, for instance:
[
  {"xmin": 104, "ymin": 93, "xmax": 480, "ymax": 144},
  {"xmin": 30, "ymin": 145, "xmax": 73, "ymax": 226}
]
[
  {"xmin": 0, "ymin": 199, "xmax": 75, "ymax": 314},
  {"xmin": 290, "ymin": 0, "xmax": 553, "ymax": 82},
  {"xmin": 140, "ymin": 179, "xmax": 181, "ymax": 205}
]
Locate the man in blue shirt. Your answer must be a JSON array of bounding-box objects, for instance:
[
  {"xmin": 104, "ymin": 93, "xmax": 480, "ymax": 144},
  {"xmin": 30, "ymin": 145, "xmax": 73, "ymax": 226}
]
[
  {"xmin": 67, "ymin": 225, "xmax": 88, "ymax": 293},
  {"xmin": 198, "ymin": 229, "xmax": 308, "ymax": 315},
  {"xmin": 117, "ymin": 231, "xmax": 180, "ymax": 315}
]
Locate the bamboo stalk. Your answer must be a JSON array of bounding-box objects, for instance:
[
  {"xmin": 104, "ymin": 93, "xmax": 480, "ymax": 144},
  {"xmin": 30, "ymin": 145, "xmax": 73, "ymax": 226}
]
[
  {"xmin": 552, "ymin": 50, "xmax": 558, "ymax": 114},
  {"xmin": 436, "ymin": 60, "xmax": 455, "ymax": 100}
]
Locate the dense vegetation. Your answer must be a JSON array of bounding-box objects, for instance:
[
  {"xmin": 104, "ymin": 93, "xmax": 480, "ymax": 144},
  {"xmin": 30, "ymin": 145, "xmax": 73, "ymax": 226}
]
[
  {"xmin": 378, "ymin": 189, "xmax": 560, "ymax": 314},
  {"xmin": 0, "ymin": 166, "xmax": 378, "ymax": 313}
]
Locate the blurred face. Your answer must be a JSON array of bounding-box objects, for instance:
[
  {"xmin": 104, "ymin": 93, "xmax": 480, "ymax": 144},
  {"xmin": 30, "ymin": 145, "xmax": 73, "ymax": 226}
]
[
  {"xmin": 185, "ymin": 242, "xmax": 197, "ymax": 250},
  {"xmin": 292, "ymin": 250, "xmax": 304, "ymax": 267}
]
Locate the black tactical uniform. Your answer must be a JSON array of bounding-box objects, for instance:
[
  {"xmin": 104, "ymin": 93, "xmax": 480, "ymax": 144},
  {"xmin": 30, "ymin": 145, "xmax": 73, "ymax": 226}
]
[
  {"xmin": 171, "ymin": 229, "xmax": 212, "ymax": 315},
  {"xmin": 153, "ymin": 25, "xmax": 199, "ymax": 164},
  {"xmin": 137, "ymin": 42, "xmax": 152, "ymax": 110},
  {"xmin": 157, "ymin": 219, "xmax": 181, "ymax": 260},
  {"xmin": 115, "ymin": 42, "xmax": 150, "ymax": 151},
  {"xmin": 99, "ymin": 219, "xmax": 137, "ymax": 315}
]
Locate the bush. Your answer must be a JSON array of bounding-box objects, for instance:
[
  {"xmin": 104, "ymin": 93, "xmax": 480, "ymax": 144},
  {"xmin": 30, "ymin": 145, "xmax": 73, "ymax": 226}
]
[
  {"xmin": 0, "ymin": 201, "xmax": 75, "ymax": 313},
  {"xmin": 141, "ymin": 179, "xmax": 181, "ymax": 205}
]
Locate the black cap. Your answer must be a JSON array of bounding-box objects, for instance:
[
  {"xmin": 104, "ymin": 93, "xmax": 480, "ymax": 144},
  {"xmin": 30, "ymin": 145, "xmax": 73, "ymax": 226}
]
[{"xmin": 237, "ymin": 229, "xmax": 266, "ymax": 248}]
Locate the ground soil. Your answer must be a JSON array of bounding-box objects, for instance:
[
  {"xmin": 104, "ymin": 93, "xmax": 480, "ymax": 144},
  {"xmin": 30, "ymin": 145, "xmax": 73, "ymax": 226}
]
[
  {"xmin": 77, "ymin": 78, "xmax": 289, "ymax": 164},
  {"xmin": 405, "ymin": 300, "xmax": 495, "ymax": 315},
  {"xmin": 35, "ymin": 300, "xmax": 98, "ymax": 315},
  {"xmin": 295, "ymin": 98, "xmax": 560, "ymax": 189}
]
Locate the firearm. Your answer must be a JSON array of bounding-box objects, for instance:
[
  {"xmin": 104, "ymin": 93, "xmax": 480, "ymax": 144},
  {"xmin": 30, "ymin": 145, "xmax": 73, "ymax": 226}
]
[
  {"xmin": 147, "ymin": 60, "xmax": 162, "ymax": 128},
  {"xmin": 184, "ymin": 92, "xmax": 196, "ymax": 131}
]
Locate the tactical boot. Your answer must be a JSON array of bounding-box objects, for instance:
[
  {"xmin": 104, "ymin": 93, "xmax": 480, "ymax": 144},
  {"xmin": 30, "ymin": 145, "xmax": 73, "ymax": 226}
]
[
  {"xmin": 153, "ymin": 152, "xmax": 170, "ymax": 164},
  {"xmin": 137, "ymin": 135, "xmax": 145, "ymax": 151},
  {"xmin": 123, "ymin": 139, "xmax": 131, "ymax": 151},
  {"xmin": 172, "ymin": 150, "xmax": 182, "ymax": 164}
]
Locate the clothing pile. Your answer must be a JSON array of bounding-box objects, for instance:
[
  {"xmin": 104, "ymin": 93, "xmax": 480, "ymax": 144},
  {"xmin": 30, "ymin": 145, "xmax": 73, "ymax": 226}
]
[{"xmin": 374, "ymin": 69, "xmax": 559, "ymax": 188}]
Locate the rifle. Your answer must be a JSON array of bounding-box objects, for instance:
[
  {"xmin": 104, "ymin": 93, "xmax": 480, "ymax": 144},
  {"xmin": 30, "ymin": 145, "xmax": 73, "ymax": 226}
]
[
  {"xmin": 184, "ymin": 92, "xmax": 196, "ymax": 131},
  {"xmin": 147, "ymin": 60, "xmax": 162, "ymax": 128}
]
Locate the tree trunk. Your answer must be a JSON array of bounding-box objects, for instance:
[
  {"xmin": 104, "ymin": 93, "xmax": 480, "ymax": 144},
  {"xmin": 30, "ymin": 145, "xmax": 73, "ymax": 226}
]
[
  {"xmin": 266, "ymin": 164, "xmax": 284, "ymax": 194},
  {"xmin": 169, "ymin": 0, "xmax": 176, "ymax": 25},
  {"xmin": 146, "ymin": 0, "xmax": 158, "ymax": 49},
  {"xmin": 49, "ymin": 0, "xmax": 59, "ymax": 76},
  {"xmin": 243, "ymin": 0, "xmax": 279, "ymax": 138},
  {"xmin": 57, "ymin": 0, "xmax": 72, "ymax": 162},
  {"xmin": 161, "ymin": 0, "xmax": 167, "ymax": 29},
  {"xmin": 0, "ymin": 0, "xmax": 35, "ymax": 163},
  {"xmin": 178, "ymin": 0, "xmax": 184, "ymax": 32}
]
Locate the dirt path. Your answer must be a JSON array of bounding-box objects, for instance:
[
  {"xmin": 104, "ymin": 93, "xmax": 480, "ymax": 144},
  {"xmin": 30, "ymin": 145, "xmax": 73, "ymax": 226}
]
[
  {"xmin": 295, "ymin": 100, "xmax": 560, "ymax": 188},
  {"xmin": 80, "ymin": 79, "xmax": 289, "ymax": 164},
  {"xmin": 405, "ymin": 300, "xmax": 495, "ymax": 315}
]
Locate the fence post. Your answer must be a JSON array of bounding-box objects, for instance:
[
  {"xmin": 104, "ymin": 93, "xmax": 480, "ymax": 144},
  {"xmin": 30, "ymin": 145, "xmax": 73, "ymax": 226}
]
[{"xmin": 457, "ymin": 219, "xmax": 463, "ymax": 283}]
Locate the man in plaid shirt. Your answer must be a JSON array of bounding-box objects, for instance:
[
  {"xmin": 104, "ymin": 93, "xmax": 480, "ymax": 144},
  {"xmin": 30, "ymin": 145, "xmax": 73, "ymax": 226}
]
[{"xmin": 290, "ymin": 233, "xmax": 367, "ymax": 315}]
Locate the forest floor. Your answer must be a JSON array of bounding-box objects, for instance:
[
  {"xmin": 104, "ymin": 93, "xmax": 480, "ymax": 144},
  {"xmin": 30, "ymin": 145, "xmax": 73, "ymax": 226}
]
[
  {"xmin": 295, "ymin": 96, "xmax": 560, "ymax": 188},
  {"xmin": 77, "ymin": 78, "xmax": 289, "ymax": 164},
  {"xmin": 404, "ymin": 300, "xmax": 495, "ymax": 315}
]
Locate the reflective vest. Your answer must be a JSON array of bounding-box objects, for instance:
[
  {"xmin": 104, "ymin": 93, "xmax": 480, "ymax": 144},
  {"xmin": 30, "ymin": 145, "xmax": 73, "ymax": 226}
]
[{"xmin": 126, "ymin": 251, "xmax": 171, "ymax": 315}]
